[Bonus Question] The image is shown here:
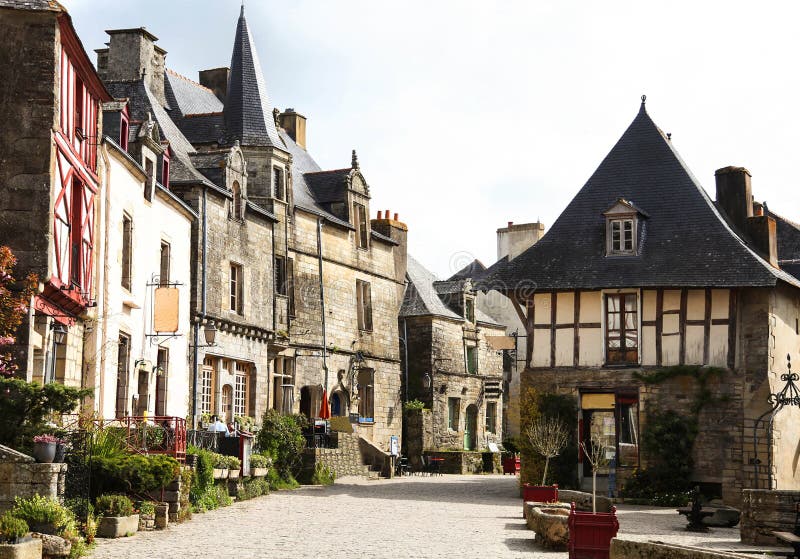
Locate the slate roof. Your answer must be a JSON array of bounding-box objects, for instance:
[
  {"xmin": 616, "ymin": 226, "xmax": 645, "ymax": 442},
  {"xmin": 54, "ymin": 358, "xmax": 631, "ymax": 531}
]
[
  {"xmin": 304, "ymin": 169, "xmax": 350, "ymax": 205},
  {"xmin": 487, "ymin": 102, "xmax": 800, "ymax": 292},
  {"xmin": 448, "ymin": 259, "xmax": 487, "ymax": 281},
  {"xmin": 401, "ymin": 255, "xmax": 503, "ymax": 326},
  {"xmin": 164, "ymin": 69, "xmax": 223, "ymax": 116},
  {"xmin": 774, "ymin": 212, "xmax": 800, "ymax": 281},
  {"xmin": 224, "ymin": 6, "xmax": 282, "ymax": 147},
  {"xmin": 0, "ymin": 0, "xmax": 63, "ymax": 11}
]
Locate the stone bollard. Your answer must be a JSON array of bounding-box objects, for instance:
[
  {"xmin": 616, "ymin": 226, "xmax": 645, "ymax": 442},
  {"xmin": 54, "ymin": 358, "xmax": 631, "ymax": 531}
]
[{"xmin": 155, "ymin": 504, "xmax": 168, "ymax": 529}]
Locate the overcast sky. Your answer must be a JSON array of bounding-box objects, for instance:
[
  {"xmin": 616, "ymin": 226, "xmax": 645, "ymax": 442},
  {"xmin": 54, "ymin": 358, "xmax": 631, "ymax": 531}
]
[{"xmin": 62, "ymin": 0, "xmax": 800, "ymax": 278}]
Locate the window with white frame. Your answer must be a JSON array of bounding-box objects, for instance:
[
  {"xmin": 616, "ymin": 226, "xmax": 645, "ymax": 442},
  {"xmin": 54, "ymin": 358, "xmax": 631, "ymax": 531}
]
[
  {"xmin": 273, "ymin": 357, "xmax": 295, "ymax": 414},
  {"xmin": 234, "ymin": 362, "xmax": 250, "ymax": 417},
  {"xmin": 200, "ymin": 357, "xmax": 215, "ymax": 416},
  {"xmin": 609, "ymin": 219, "xmax": 635, "ymax": 254}
]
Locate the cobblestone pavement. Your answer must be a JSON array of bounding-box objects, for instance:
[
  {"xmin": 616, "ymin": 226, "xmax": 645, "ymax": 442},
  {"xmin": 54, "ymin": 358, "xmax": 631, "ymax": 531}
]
[{"xmin": 90, "ymin": 475, "xmax": 778, "ymax": 559}]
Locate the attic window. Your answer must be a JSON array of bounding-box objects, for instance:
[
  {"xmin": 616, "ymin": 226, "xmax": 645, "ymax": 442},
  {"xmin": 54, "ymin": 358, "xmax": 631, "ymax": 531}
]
[
  {"xmin": 610, "ymin": 219, "xmax": 634, "ymax": 253},
  {"xmin": 604, "ymin": 199, "xmax": 644, "ymax": 256}
]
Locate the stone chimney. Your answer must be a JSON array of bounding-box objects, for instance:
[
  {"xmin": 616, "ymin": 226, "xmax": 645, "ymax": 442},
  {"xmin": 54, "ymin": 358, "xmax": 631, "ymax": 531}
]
[
  {"xmin": 497, "ymin": 221, "xmax": 545, "ymax": 261},
  {"xmin": 100, "ymin": 28, "xmax": 167, "ymax": 108},
  {"xmin": 199, "ymin": 67, "xmax": 229, "ymax": 103},
  {"xmin": 715, "ymin": 167, "xmax": 778, "ymax": 267},
  {"xmin": 715, "ymin": 166, "xmax": 753, "ymax": 232},
  {"xmin": 371, "ymin": 210, "xmax": 408, "ymax": 300},
  {"xmin": 279, "ymin": 108, "xmax": 307, "ymax": 149}
]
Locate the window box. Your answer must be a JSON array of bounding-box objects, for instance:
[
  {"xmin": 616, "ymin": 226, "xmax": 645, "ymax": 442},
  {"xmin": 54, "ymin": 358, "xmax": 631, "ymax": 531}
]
[{"xmin": 212, "ymin": 468, "xmax": 229, "ymax": 480}]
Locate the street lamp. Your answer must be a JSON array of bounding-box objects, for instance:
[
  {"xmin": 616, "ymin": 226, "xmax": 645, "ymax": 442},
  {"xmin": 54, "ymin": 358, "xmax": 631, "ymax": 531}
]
[
  {"xmin": 48, "ymin": 322, "xmax": 68, "ymax": 384},
  {"xmin": 203, "ymin": 320, "xmax": 217, "ymax": 346}
]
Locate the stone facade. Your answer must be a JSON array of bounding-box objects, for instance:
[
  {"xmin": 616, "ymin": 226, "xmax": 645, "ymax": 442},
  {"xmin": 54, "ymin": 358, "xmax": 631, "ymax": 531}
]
[
  {"xmin": 740, "ymin": 489, "xmax": 800, "ymax": 545},
  {"xmin": 0, "ymin": 446, "xmax": 66, "ymax": 513}
]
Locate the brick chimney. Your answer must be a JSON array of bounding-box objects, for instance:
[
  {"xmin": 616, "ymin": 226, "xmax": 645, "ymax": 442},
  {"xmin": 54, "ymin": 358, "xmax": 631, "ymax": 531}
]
[
  {"xmin": 279, "ymin": 108, "xmax": 307, "ymax": 149},
  {"xmin": 496, "ymin": 221, "xmax": 545, "ymax": 261},
  {"xmin": 715, "ymin": 167, "xmax": 778, "ymax": 267},
  {"xmin": 371, "ymin": 210, "xmax": 408, "ymax": 299},
  {"xmin": 99, "ymin": 28, "xmax": 167, "ymax": 108},
  {"xmin": 199, "ymin": 67, "xmax": 229, "ymax": 103}
]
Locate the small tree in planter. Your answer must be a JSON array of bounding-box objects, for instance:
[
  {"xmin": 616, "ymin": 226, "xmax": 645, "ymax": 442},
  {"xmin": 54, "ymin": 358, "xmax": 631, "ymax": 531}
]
[
  {"xmin": 579, "ymin": 433, "xmax": 613, "ymax": 513},
  {"xmin": 526, "ymin": 417, "xmax": 569, "ymax": 485}
]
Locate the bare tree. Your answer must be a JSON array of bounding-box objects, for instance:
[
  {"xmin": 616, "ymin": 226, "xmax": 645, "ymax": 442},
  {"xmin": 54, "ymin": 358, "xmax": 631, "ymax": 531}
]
[
  {"xmin": 579, "ymin": 432, "xmax": 613, "ymax": 513},
  {"xmin": 525, "ymin": 416, "xmax": 570, "ymax": 485}
]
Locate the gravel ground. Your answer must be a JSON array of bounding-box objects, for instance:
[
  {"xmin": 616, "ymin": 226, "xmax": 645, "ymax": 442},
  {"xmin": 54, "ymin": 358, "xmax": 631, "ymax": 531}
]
[{"xmin": 89, "ymin": 475, "xmax": 785, "ymax": 559}]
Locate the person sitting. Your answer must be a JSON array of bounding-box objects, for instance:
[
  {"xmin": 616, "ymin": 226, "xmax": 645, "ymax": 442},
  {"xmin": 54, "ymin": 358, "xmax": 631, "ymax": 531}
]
[{"xmin": 207, "ymin": 415, "xmax": 229, "ymax": 434}]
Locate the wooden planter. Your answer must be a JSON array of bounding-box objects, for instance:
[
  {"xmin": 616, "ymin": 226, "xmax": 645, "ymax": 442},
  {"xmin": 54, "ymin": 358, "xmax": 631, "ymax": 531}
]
[
  {"xmin": 502, "ymin": 456, "xmax": 520, "ymax": 475},
  {"xmin": 522, "ymin": 484, "xmax": 558, "ymax": 518},
  {"xmin": 97, "ymin": 514, "xmax": 140, "ymax": 539},
  {"xmin": 0, "ymin": 537, "xmax": 41, "ymax": 559},
  {"xmin": 213, "ymin": 468, "xmax": 229, "ymax": 479},
  {"xmin": 251, "ymin": 467, "xmax": 268, "ymax": 477},
  {"xmin": 567, "ymin": 503, "xmax": 619, "ymax": 559}
]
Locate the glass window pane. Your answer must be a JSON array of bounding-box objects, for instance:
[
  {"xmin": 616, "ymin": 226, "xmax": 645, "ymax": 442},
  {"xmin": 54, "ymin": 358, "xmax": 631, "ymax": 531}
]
[
  {"xmin": 624, "ymin": 295, "xmax": 637, "ymax": 311},
  {"xmin": 607, "ymin": 295, "xmax": 620, "ymax": 312}
]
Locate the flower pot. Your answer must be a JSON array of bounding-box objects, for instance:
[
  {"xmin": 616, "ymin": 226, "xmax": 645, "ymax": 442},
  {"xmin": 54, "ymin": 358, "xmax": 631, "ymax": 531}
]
[
  {"xmin": 32, "ymin": 441, "xmax": 56, "ymax": 464},
  {"xmin": 567, "ymin": 503, "xmax": 619, "ymax": 559},
  {"xmin": 97, "ymin": 514, "xmax": 139, "ymax": 539},
  {"xmin": 251, "ymin": 467, "xmax": 268, "ymax": 478},
  {"xmin": 213, "ymin": 468, "xmax": 228, "ymax": 479}
]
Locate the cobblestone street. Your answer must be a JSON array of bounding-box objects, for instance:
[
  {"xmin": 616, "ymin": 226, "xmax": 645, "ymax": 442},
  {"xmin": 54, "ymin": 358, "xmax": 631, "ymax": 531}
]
[{"xmin": 90, "ymin": 475, "xmax": 771, "ymax": 559}]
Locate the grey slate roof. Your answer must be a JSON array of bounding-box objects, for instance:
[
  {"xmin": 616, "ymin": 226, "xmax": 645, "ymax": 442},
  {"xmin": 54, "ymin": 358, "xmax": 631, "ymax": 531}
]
[
  {"xmin": 774, "ymin": 212, "xmax": 800, "ymax": 281},
  {"xmin": 0, "ymin": 0, "xmax": 63, "ymax": 11},
  {"xmin": 165, "ymin": 69, "xmax": 223, "ymax": 116},
  {"xmin": 487, "ymin": 103, "xmax": 800, "ymax": 292},
  {"xmin": 448, "ymin": 259, "xmax": 487, "ymax": 282},
  {"xmin": 224, "ymin": 6, "xmax": 282, "ymax": 147},
  {"xmin": 401, "ymin": 255, "xmax": 503, "ymax": 326},
  {"xmin": 304, "ymin": 169, "xmax": 350, "ymax": 205}
]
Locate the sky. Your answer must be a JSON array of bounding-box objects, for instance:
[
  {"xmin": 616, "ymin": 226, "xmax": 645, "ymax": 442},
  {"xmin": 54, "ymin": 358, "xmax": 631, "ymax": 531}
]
[{"xmin": 62, "ymin": 0, "xmax": 800, "ymax": 279}]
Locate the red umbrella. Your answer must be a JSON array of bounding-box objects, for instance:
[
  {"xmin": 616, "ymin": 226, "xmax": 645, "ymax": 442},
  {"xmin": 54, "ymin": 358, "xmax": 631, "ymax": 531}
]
[{"xmin": 318, "ymin": 390, "xmax": 331, "ymax": 419}]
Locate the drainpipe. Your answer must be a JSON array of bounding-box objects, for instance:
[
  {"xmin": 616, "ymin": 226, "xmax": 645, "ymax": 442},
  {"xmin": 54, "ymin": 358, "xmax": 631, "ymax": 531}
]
[
  {"xmin": 191, "ymin": 186, "xmax": 208, "ymax": 427},
  {"xmin": 271, "ymin": 218, "xmax": 277, "ymax": 333},
  {"xmin": 317, "ymin": 218, "xmax": 328, "ymax": 390},
  {"xmin": 99, "ymin": 144, "xmax": 112, "ymax": 413},
  {"xmin": 403, "ymin": 319, "xmax": 409, "ymax": 403}
]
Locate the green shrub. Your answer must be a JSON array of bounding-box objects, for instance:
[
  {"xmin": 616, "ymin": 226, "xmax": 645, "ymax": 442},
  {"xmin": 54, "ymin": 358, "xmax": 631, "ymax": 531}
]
[
  {"xmin": 238, "ymin": 478, "xmax": 269, "ymax": 500},
  {"xmin": 0, "ymin": 512, "xmax": 28, "ymax": 542},
  {"xmin": 214, "ymin": 485, "xmax": 232, "ymax": 507},
  {"xmin": 91, "ymin": 454, "xmax": 180, "ymax": 497},
  {"xmin": 0, "ymin": 378, "xmax": 91, "ymax": 453},
  {"xmin": 266, "ymin": 468, "xmax": 299, "ymax": 490},
  {"xmin": 257, "ymin": 410, "xmax": 306, "ymax": 479},
  {"xmin": 189, "ymin": 450, "xmax": 214, "ymax": 506},
  {"xmin": 137, "ymin": 501, "xmax": 155, "ymax": 515},
  {"xmin": 249, "ymin": 453, "xmax": 271, "ymax": 469},
  {"xmin": 403, "ymin": 399, "xmax": 426, "ymax": 411},
  {"xmin": 234, "ymin": 415, "xmax": 256, "ymax": 432},
  {"xmin": 12, "ymin": 495, "xmax": 76, "ymax": 535},
  {"xmin": 94, "ymin": 495, "xmax": 134, "ymax": 517},
  {"xmin": 226, "ymin": 456, "xmax": 241, "ymax": 470},
  {"xmin": 621, "ymin": 409, "xmax": 697, "ymax": 504},
  {"xmin": 212, "ymin": 453, "xmax": 228, "ymax": 469},
  {"xmin": 310, "ymin": 463, "xmax": 335, "ymax": 486}
]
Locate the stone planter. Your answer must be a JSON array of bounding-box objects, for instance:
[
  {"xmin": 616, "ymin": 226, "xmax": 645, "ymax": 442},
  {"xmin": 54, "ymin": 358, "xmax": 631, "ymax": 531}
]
[
  {"xmin": 0, "ymin": 538, "xmax": 42, "ymax": 559},
  {"xmin": 526, "ymin": 503, "xmax": 571, "ymax": 550},
  {"xmin": 251, "ymin": 467, "xmax": 268, "ymax": 477},
  {"xmin": 212, "ymin": 468, "xmax": 228, "ymax": 480},
  {"xmin": 97, "ymin": 514, "xmax": 139, "ymax": 539},
  {"xmin": 522, "ymin": 484, "xmax": 558, "ymax": 518},
  {"xmin": 31, "ymin": 534, "xmax": 69, "ymax": 558},
  {"xmin": 138, "ymin": 513, "xmax": 155, "ymax": 532},
  {"xmin": 31, "ymin": 443, "xmax": 55, "ymax": 464}
]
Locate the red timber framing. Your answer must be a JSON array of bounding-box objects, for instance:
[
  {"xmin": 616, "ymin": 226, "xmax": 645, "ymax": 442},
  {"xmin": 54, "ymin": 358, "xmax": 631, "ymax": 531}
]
[{"xmin": 44, "ymin": 14, "xmax": 112, "ymax": 316}]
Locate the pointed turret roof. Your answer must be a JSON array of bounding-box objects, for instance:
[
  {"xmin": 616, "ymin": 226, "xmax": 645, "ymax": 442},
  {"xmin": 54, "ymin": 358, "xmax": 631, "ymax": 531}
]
[
  {"xmin": 488, "ymin": 101, "xmax": 800, "ymax": 292},
  {"xmin": 224, "ymin": 5, "xmax": 282, "ymax": 147}
]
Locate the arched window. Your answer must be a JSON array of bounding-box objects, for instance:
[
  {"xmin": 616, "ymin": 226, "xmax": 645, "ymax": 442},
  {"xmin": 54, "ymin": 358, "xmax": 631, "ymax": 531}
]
[{"xmin": 232, "ymin": 181, "xmax": 242, "ymax": 220}]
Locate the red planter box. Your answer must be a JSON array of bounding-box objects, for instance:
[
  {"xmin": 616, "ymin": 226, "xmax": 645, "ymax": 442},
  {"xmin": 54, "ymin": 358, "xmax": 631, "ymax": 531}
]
[
  {"xmin": 502, "ymin": 457, "xmax": 520, "ymax": 475},
  {"xmin": 522, "ymin": 484, "xmax": 558, "ymax": 518},
  {"xmin": 567, "ymin": 502, "xmax": 619, "ymax": 559}
]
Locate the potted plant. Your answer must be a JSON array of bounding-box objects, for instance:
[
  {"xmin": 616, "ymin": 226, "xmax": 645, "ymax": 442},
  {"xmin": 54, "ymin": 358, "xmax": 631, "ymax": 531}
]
[
  {"xmin": 250, "ymin": 454, "xmax": 271, "ymax": 477},
  {"xmin": 136, "ymin": 502, "xmax": 156, "ymax": 532},
  {"xmin": 11, "ymin": 495, "xmax": 73, "ymax": 536},
  {"xmin": 31, "ymin": 434, "xmax": 59, "ymax": 464},
  {"xmin": 522, "ymin": 416, "xmax": 568, "ymax": 516},
  {"xmin": 95, "ymin": 495, "xmax": 138, "ymax": 539},
  {"xmin": 212, "ymin": 453, "xmax": 229, "ymax": 479},
  {"xmin": 501, "ymin": 439, "xmax": 521, "ymax": 475},
  {"xmin": 0, "ymin": 512, "xmax": 41, "ymax": 558},
  {"xmin": 568, "ymin": 433, "xmax": 619, "ymax": 559},
  {"xmin": 226, "ymin": 456, "xmax": 241, "ymax": 479}
]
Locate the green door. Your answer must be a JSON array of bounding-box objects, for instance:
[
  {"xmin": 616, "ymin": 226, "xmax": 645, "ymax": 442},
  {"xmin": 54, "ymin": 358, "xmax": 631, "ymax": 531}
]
[{"xmin": 464, "ymin": 405, "xmax": 477, "ymax": 450}]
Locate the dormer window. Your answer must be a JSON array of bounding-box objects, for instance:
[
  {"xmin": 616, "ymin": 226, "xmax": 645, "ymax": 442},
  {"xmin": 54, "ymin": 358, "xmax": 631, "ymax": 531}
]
[
  {"xmin": 604, "ymin": 198, "xmax": 646, "ymax": 256},
  {"xmin": 231, "ymin": 181, "xmax": 243, "ymax": 220},
  {"xmin": 160, "ymin": 148, "xmax": 171, "ymax": 189},
  {"xmin": 119, "ymin": 111, "xmax": 129, "ymax": 152},
  {"xmin": 610, "ymin": 219, "xmax": 634, "ymax": 253},
  {"xmin": 464, "ymin": 298, "xmax": 475, "ymax": 323},
  {"xmin": 353, "ymin": 202, "xmax": 369, "ymax": 249}
]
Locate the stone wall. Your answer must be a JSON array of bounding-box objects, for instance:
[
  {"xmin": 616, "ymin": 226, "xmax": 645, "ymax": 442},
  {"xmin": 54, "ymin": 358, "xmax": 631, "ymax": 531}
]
[
  {"xmin": 423, "ymin": 450, "xmax": 500, "ymax": 474},
  {"xmin": 301, "ymin": 432, "xmax": 373, "ymax": 479},
  {"xmin": 740, "ymin": 489, "xmax": 800, "ymax": 544},
  {"xmin": 0, "ymin": 446, "xmax": 66, "ymax": 512}
]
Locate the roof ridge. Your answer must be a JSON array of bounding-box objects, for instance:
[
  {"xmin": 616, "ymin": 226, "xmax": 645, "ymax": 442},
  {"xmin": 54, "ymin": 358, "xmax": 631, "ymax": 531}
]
[
  {"xmin": 304, "ymin": 168, "xmax": 352, "ymax": 175},
  {"xmin": 166, "ymin": 68, "xmax": 216, "ymax": 95},
  {"xmin": 183, "ymin": 112, "xmax": 224, "ymax": 118}
]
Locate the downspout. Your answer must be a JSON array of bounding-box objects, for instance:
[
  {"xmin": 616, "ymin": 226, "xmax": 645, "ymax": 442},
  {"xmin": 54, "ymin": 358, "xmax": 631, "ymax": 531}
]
[
  {"xmin": 99, "ymin": 144, "xmax": 112, "ymax": 414},
  {"xmin": 403, "ymin": 319, "xmax": 409, "ymax": 403},
  {"xmin": 191, "ymin": 185, "xmax": 207, "ymax": 427},
  {"xmin": 317, "ymin": 218, "xmax": 328, "ymax": 390},
  {"xmin": 271, "ymin": 218, "xmax": 276, "ymax": 333}
]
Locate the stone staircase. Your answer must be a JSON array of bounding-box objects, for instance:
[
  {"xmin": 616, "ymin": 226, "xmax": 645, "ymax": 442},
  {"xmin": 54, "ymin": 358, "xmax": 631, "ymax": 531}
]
[{"xmin": 302, "ymin": 432, "xmax": 389, "ymax": 480}]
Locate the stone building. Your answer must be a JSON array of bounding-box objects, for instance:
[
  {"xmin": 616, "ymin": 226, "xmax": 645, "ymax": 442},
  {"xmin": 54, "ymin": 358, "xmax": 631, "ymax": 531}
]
[
  {"xmin": 450, "ymin": 221, "xmax": 546, "ymax": 438},
  {"xmin": 487, "ymin": 99, "xmax": 800, "ymax": 504},
  {"xmin": 94, "ymin": 7, "xmax": 407, "ymax": 454},
  {"xmin": 0, "ymin": 0, "xmax": 112, "ymax": 388},
  {"xmin": 400, "ymin": 255, "xmax": 505, "ymax": 457}
]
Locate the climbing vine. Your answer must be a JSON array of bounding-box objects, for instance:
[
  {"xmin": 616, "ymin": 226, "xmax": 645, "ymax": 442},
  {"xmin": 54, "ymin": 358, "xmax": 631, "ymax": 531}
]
[{"xmin": 632, "ymin": 365, "xmax": 729, "ymax": 414}]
